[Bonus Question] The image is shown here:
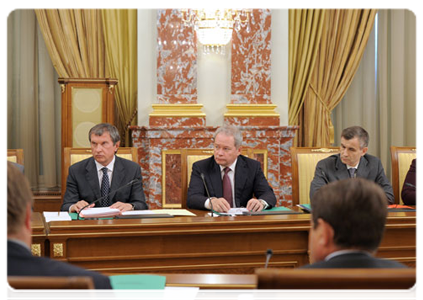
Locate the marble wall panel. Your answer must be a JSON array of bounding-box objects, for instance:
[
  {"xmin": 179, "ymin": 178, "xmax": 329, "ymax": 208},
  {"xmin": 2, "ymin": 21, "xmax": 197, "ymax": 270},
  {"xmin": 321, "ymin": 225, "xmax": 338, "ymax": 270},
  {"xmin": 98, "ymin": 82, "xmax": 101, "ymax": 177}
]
[
  {"xmin": 157, "ymin": 9, "xmax": 197, "ymax": 104},
  {"xmin": 131, "ymin": 126, "xmax": 297, "ymax": 209},
  {"xmin": 231, "ymin": 9, "xmax": 272, "ymax": 104}
]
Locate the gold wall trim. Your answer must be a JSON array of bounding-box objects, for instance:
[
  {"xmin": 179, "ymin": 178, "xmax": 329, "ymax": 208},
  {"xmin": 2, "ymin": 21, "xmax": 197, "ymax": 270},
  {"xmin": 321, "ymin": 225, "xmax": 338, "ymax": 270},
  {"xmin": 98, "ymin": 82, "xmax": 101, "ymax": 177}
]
[
  {"xmin": 150, "ymin": 104, "xmax": 206, "ymax": 117},
  {"xmin": 31, "ymin": 244, "xmax": 41, "ymax": 257},
  {"xmin": 224, "ymin": 104, "xmax": 279, "ymax": 117},
  {"xmin": 53, "ymin": 243, "xmax": 64, "ymax": 257}
]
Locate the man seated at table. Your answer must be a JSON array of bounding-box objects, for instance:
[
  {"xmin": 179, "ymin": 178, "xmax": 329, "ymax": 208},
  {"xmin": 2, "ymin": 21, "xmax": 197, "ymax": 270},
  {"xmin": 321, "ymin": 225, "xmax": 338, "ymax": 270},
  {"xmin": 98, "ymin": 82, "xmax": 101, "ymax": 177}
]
[
  {"xmin": 7, "ymin": 162, "xmax": 112, "ymax": 288},
  {"xmin": 187, "ymin": 125, "xmax": 276, "ymax": 213},
  {"xmin": 303, "ymin": 178, "xmax": 407, "ymax": 268},
  {"xmin": 61, "ymin": 123, "xmax": 147, "ymax": 213},
  {"xmin": 310, "ymin": 126, "xmax": 394, "ymax": 204}
]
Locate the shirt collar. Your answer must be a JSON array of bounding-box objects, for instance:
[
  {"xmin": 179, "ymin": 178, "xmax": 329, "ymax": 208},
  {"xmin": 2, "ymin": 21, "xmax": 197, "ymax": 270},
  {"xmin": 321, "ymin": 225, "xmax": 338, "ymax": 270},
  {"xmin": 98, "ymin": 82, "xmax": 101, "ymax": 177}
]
[
  {"xmin": 95, "ymin": 155, "xmax": 116, "ymax": 172},
  {"xmin": 325, "ymin": 249, "xmax": 372, "ymax": 261},
  {"xmin": 219, "ymin": 157, "xmax": 238, "ymax": 173}
]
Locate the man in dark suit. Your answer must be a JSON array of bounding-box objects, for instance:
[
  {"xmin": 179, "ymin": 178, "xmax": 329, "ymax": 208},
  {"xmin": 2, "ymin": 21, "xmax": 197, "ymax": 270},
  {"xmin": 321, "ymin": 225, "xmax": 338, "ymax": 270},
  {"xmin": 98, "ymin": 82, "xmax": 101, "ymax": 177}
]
[
  {"xmin": 401, "ymin": 158, "xmax": 416, "ymax": 205},
  {"xmin": 61, "ymin": 123, "xmax": 147, "ymax": 213},
  {"xmin": 302, "ymin": 178, "xmax": 407, "ymax": 269},
  {"xmin": 187, "ymin": 125, "xmax": 276, "ymax": 213},
  {"xmin": 7, "ymin": 162, "xmax": 112, "ymax": 288},
  {"xmin": 310, "ymin": 126, "xmax": 394, "ymax": 204}
]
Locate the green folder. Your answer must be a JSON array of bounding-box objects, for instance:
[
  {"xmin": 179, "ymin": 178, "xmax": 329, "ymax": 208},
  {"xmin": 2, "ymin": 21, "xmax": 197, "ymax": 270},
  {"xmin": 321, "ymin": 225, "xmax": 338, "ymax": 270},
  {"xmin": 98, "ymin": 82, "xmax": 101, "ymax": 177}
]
[{"xmin": 110, "ymin": 274, "xmax": 166, "ymax": 290}]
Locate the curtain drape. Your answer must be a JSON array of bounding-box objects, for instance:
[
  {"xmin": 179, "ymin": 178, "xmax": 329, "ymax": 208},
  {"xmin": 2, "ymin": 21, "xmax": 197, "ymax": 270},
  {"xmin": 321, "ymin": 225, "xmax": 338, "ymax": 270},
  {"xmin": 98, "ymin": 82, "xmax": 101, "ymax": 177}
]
[
  {"xmin": 35, "ymin": 9, "xmax": 107, "ymax": 78},
  {"xmin": 288, "ymin": 10, "xmax": 326, "ymax": 146},
  {"xmin": 291, "ymin": 9, "xmax": 377, "ymax": 147},
  {"xmin": 102, "ymin": 10, "xmax": 138, "ymax": 146},
  {"xmin": 8, "ymin": 10, "xmax": 61, "ymax": 189},
  {"xmin": 333, "ymin": 10, "xmax": 416, "ymax": 178}
]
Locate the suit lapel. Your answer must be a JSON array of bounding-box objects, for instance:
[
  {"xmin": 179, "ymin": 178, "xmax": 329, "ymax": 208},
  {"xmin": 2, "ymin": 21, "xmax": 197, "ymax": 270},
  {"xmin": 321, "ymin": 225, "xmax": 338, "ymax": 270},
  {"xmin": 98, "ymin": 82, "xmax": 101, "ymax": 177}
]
[
  {"xmin": 86, "ymin": 158, "xmax": 101, "ymax": 200},
  {"xmin": 109, "ymin": 156, "xmax": 124, "ymax": 201},
  {"xmin": 356, "ymin": 155, "xmax": 370, "ymax": 178},
  {"xmin": 334, "ymin": 155, "xmax": 350, "ymax": 180},
  {"xmin": 234, "ymin": 156, "xmax": 248, "ymax": 207},
  {"xmin": 209, "ymin": 157, "xmax": 223, "ymax": 198}
]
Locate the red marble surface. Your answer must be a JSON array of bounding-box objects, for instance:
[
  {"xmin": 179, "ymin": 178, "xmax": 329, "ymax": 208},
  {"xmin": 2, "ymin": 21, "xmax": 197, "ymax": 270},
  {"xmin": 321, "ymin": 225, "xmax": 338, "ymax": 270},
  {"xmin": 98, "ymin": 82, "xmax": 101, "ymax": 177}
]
[
  {"xmin": 130, "ymin": 126, "xmax": 298, "ymax": 209},
  {"xmin": 231, "ymin": 9, "xmax": 272, "ymax": 104},
  {"xmin": 225, "ymin": 116, "xmax": 280, "ymax": 126},
  {"xmin": 157, "ymin": 10, "xmax": 197, "ymax": 104},
  {"xmin": 149, "ymin": 116, "xmax": 206, "ymax": 128}
]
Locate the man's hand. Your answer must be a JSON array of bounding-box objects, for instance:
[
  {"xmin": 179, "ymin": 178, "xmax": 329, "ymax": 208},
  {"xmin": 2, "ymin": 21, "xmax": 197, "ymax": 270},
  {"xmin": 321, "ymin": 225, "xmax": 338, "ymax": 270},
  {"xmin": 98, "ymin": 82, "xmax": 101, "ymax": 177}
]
[
  {"xmin": 246, "ymin": 198, "xmax": 264, "ymax": 212},
  {"xmin": 70, "ymin": 200, "xmax": 93, "ymax": 213},
  {"xmin": 110, "ymin": 201, "xmax": 133, "ymax": 212},
  {"xmin": 210, "ymin": 197, "xmax": 231, "ymax": 213}
]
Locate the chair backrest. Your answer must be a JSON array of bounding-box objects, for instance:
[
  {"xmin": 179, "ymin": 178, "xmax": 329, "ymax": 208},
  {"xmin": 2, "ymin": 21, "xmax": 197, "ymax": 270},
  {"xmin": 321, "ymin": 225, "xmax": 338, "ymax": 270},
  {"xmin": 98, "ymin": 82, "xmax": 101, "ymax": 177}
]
[
  {"xmin": 390, "ymin": 146, "xmax": 416, "ymax": 204},
  {"xmin": 62, "ymin": 147, "xmax": 138, "ymax": 199},
  {"xmin": 290, "ymin": 147, "xmax": 340, "ymax": 206},
  {"xmin": 5, "ymin": 276, "xmax": 96, "ymax": 300},
  {"xmin": 7, "ymin": 149, "xmax": 24, "ymax": 165},
  {"xmin": 256, "ymin": 268, "xmax": 416, "ymax": 289},
  {"xmin": 179, "ymin": 148, "xmax": 268, "ymax": 209}
]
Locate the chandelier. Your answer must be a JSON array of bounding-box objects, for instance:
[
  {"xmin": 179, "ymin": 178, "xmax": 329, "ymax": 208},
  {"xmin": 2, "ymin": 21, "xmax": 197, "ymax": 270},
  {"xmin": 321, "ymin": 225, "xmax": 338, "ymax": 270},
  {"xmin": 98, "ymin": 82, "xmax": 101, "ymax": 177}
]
[{"xmin": 181, "ymin": 9, "xmax": 253, "ymax": 55}]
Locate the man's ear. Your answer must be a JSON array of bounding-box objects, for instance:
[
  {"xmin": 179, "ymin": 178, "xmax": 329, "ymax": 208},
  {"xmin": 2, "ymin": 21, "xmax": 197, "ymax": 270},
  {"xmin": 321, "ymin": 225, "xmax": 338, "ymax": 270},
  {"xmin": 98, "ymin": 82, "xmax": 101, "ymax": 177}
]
[
  {"xmin": 361, "ymin": 146, "xmax": 368, "ymax": 156},
  {"xmin": 24, "ymin": 203, "xmax": 32, "ymax": 233},
  {"xmin": 316, "ymin": 218, "xmax": 335, "ymax": 247}
]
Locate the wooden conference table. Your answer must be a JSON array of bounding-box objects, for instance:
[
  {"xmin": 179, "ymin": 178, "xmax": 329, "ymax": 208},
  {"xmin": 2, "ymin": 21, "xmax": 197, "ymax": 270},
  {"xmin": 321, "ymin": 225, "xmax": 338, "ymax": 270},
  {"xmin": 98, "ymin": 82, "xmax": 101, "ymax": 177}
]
[{"xmin": 31, "ymin": 209, "xmax": 416, "ymax": 278}]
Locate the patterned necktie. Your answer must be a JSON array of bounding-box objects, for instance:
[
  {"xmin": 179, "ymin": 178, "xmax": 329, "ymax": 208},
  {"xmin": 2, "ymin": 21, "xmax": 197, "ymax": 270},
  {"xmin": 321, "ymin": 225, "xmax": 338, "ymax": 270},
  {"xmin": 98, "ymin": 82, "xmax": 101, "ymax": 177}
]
[
  {"xmin": 222, "ymin": 167, "xmax": 233, "ymax": 207},
  {"xmin": 101, "ymin": 167, "xmax": 111, "ymax": 207},
  {"xmin": 348, "ymin": 168, "xmax": 357, "ymax": 178}
]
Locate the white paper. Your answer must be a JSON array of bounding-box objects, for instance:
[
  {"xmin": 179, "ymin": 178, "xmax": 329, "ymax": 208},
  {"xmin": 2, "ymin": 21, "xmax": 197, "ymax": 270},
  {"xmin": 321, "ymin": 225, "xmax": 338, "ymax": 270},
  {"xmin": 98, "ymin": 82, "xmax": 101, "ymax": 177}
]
[
  {"xmin": 79, "ymin": 207, "xmax": 121, "ymax": 218},
  {"xmin": 43, "ymin": 212, "xmax": 72, "ymax": 222},
  {"xmin": 208, "ymin": 207, "xmax": 249, "ymax": 217},
  {"xmin": 122, "ymin": 209, "xmax": 196, "ymax": 217},
  {"xmin": 164, "ymin": 286, "xmax": 199, "ymax": 300}
]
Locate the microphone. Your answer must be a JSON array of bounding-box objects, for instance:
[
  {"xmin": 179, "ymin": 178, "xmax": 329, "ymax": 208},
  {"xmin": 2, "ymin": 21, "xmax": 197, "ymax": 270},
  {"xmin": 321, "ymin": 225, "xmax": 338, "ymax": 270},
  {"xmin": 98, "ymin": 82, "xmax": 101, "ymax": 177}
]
[
  {"xmin": 264, "ymin": 249, "xmax": 273, "ymax": 268},
  {"xmin": 77, "ymin": 179, "xmax": 138, "ymax": 219},
  {"xmin": 405, "ymin": 182, "xmax": 420, "ymax": 190},
  {"xmin": 200, "ymin": 173, "xmax": 214, "ymax": 217}
]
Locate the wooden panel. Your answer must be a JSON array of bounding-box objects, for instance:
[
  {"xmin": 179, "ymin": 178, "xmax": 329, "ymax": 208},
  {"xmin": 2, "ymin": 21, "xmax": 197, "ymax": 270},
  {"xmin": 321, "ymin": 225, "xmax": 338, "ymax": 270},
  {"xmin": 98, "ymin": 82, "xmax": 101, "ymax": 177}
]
[
  {"xmin": 256, "ymin": 268, "xmax": 416, "ymax": 289},
  {"xmin": 39, "ymin": 210, "xmax": 415, "ymax": 275}
]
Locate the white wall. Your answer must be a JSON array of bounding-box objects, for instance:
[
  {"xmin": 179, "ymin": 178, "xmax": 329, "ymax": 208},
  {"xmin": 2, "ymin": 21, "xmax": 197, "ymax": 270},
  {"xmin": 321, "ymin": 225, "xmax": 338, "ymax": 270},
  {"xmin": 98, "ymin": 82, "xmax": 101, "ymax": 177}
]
[{"xmin": 137, "ymin": 9, "xmax": 289, "ymax": 126}]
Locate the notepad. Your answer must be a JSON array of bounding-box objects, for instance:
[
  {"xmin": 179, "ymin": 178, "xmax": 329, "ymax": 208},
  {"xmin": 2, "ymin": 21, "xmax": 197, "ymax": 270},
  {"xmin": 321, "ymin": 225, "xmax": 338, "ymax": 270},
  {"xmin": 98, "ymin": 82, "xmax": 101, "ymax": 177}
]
[
  {"xmin": 110, "ymin": 274, "xmax": 166, "ymax": 289},
  {"xmin": 43, "ymin": 212, "xmax": 72, "ymax": 222}
]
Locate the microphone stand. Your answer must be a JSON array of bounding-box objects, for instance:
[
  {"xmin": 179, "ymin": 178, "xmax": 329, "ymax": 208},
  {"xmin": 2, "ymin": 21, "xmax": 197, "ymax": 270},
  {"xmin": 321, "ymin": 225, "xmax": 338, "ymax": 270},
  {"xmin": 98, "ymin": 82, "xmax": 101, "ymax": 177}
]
[{"xmin": 200, "ymin": 173, "xmax": 214, "ymax": 217}]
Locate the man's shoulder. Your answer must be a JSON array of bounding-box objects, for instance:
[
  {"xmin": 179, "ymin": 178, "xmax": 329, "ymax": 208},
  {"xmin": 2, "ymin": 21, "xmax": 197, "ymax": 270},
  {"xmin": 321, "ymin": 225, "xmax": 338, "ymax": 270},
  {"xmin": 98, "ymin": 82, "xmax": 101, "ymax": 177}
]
[
  {"xmin": 317, "ymin": 154, "xmax": 340, "ymax": 165},
  {"xmin": 115, "ymin": 155, "xmax": 139, "ymax": 167},
  {"xmin": 69, "ymin": 156, "xmax": 94, "ymax": 170}
]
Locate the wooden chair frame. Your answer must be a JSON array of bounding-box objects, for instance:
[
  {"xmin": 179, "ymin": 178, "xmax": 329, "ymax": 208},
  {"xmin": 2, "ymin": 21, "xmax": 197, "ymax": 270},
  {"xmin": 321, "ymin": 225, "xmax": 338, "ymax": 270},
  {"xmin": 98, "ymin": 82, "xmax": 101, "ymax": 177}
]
[
  {"xmin": 290, "ymin": 147, "xmax": 339, "ymax": 206},
  {"xmin": 7, "ymin": 149, "xmax": 24, "ymax": 165},
  {"xmin": 8, "ymin": 276, "xmax": 94, "ymax": 289},
  {"xmin": 256, "ymin": 268, "xmax": 416, "ymax": 289}
]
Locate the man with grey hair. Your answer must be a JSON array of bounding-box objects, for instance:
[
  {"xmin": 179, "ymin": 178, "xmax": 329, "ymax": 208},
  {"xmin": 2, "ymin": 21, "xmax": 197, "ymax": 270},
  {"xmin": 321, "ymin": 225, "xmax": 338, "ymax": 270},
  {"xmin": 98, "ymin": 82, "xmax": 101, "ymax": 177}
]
[
  {"xmin": 187, "ymin": 125, "xmax": 276, "ymax": 212},
  {"xmin": 310, "ymin": 126, "xmax": 394, "ymax": 204},
  {"xmin": 61, "ymin": 123, "xmax": 148, "ymax": 213}
]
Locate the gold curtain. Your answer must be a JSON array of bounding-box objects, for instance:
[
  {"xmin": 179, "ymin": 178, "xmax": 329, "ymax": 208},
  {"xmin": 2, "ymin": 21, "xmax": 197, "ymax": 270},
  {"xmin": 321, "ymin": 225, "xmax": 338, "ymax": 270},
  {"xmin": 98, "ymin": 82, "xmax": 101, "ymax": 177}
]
[
  {"xmin": 288, "ymin": 10, "xmax": 326, "ymax": 146},
  {"xmin": 35, "ymin": 9, "xmax": 106, "ymax": 78},
  {"xmin": 102, "ymin": 10, "xmax": 138, "ymax": 146},
  {"xmin": 297, "ymin": 9, "xmax": 377, "ymax": 147}
]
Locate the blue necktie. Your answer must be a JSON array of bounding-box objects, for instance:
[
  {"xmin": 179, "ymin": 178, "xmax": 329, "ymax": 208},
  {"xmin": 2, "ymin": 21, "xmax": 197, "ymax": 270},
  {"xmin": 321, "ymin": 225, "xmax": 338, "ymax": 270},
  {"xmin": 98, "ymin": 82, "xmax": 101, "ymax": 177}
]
[
  {"xmin": 101, "ymin": 167, "xmax": 111, "ymax": 207},
  {"xmin": 348, "ymin": 168, "xmax": 357, "ymax": 178}
]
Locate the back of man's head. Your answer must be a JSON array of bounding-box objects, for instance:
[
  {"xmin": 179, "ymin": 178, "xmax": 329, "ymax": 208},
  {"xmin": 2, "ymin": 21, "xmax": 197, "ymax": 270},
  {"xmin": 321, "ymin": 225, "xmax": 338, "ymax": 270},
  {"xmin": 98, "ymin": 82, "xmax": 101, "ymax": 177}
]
[
  {"xmin": 7, "ymin": 161, "xmax": 33, "ymax": 236},
  {"xmin": 311, "ymin": 178, "xmax": 387, "ymax": 252}
]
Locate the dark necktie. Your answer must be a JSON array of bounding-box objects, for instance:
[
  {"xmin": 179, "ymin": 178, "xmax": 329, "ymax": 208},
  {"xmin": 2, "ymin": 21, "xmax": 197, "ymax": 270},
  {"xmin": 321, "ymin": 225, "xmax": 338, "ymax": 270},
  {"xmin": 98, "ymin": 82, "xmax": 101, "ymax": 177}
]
[
  {"xmin": 101, "ymin": 167, "xmax": 111, "ymax": 207},
  {"xmin": 222, "ymin": 167, "xmax": 233, "ymax": 207},
  {"xmin": 348, "ymin": 168, "xmax": 357, "ymax": 178}
]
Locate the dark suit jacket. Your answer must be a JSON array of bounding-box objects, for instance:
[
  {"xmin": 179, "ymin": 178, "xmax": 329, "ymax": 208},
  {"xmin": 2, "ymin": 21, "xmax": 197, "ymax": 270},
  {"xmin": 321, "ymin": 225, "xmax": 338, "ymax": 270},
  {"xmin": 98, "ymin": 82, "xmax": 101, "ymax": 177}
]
[
  {"xmin": 310, "ymin": 154, "xmax": 394, "ymax": 204},
  {"xmin": 401, "ymin": 158, "xmax": 416, "ymax": 205},
  {"xmin": 61, "ymin": 156, "xmax": 148, "ymax": 211},
  {"xmin": 301, "ymin": 252, "xmax": 408, "ymax": 269},
  {"xmin": 187, "ymin": 155, "xmax": 276, "ymax": 210},
  {"xmin": 7, "ymin": 240, "xmax": 112, "ymax": 289}
]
